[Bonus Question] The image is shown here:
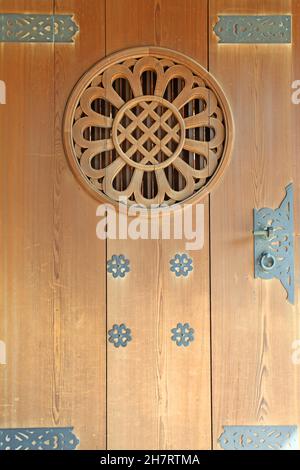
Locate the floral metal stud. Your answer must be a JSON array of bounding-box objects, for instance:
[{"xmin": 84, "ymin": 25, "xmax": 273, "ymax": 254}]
[
  {"xmin": 171, "ymin": 323, "xmax": 195, "ymax": 347},
  {"xmin": 170, "ymin": 253, "xmax": 193, "ymax": 277},
  {"xmin": 107, "ymin": 254, "xmax": 130, "ymax": 278},
  {"xmin": 108, "ymin": 324, "xmax": 132, "ymax": 348}
]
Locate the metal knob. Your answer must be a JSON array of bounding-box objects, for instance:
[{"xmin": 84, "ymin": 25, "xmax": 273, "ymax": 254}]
[{"xmin": 260, "ymin": 252, "xmax": 276, "ymax": 271}]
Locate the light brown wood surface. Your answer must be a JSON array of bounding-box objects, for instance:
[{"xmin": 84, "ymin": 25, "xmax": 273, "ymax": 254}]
[
  {"xmin": 210, "ymin": 0, "xmax": 300, "ymax": 449},
  {"xmin": 106, "ymin": 0, "xmax": 211, "ymax": 450},
  {"xmin": 1, "ymin": 0, "xmax": 300, "ymax": 452},
  {"xmin": 0, "ymin": 0, "xmax": 107, "ymax": 449},
  {"xmin": 53, "ymin": 0, "xmax": 106, "ymax": 450},
  {"xmin": 0, "ymin": 0, "xmax": 55, "ymax": 432},
  {"xmin": 63, "ymin": 45, "xmax": 233, "ymax": 209}
]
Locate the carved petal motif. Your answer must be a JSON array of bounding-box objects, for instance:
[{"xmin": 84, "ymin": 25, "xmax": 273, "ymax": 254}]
[{"xmin": 64, "ymin": 48, "xmax": 233, "ymax": 209}]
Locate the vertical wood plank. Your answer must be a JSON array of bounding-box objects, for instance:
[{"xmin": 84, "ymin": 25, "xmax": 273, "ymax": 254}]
[
  {"xmin": 106, "ymin": 1, "xmax": 160, "ymax": 449},
  {"xmin": 0, "ymin": 0, "xmax": 55, "ymax": 428},
  {"xmin": 210, "ymin": 0, "xmax": 300, "ymax": 449},
  {"xmin": 106, "ymin": 0, "xmax": 211, "ymax": 450},
  {"xmin": 54, "ymin": 0, "xmax": 106, "ymax": 449},
  {"xmin": 0, "ymin": 0, "xmax": 107, "ymax": 449},
  {"xmin": 292, "ymin": 0, "xmax": 300, "ymax": 447}
]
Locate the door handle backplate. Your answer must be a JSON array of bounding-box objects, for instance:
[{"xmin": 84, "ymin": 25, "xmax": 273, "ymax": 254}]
[{"xmin": 253, "ymin": 183, "xmax": 294, "ymax": 304}]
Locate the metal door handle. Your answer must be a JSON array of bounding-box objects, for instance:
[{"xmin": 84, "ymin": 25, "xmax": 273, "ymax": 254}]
[{"xmin": 253, "ymin": 183, "xmax": 294, "ymax": 303}]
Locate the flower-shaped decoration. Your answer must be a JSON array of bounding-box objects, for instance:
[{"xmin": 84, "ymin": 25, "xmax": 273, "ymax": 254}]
[
  {"xmin": 64, "ymin": 47, "xmax": 233, "ymax": 209},
  {"xmin": 170, "ymin": 253, "xmax": 193, "ymax": 277},
  {"xmin": 107, "ymin": 254, "xmax": 130, "ymax": 278},
  {"xmin": 171, "ymin": 323, "xmax": 195, "ymax": 347},
  {"xmin": 108, "ymin": 323, "xmax": 132, "ymax": 348}
]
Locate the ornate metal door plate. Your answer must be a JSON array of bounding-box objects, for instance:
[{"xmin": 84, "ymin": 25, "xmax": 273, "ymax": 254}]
[
  {"xmin": 0, "ymin": 14, "xmax": 78, "ymax": 43},
  {"xmin": 0, "ymin": 427, "xmax": 79, "ymax": 450},
  {"xmin": 219, "ymin": 426, "xmax": 298, "ymax": 450},
  {"xmin": 214, "ymin": 15, "xmax": 291, "ymax": 44},
  {"xmin": 253, "ymin": 184, "xmax": 294, "ymax": 303}
]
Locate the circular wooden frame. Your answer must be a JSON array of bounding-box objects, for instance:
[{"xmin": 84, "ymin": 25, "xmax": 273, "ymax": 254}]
[{"xmin": 63, "ymin": 46, "xmax": 234, "ymax": 212}]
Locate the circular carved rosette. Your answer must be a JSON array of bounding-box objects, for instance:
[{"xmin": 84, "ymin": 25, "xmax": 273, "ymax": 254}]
[{"xmin": 63, "ymin": 46, "xmax": 234, "ymax": 211}]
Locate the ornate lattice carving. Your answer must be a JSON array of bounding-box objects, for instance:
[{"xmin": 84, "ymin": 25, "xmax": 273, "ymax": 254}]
[
  {"xmin": 214, "ymin": 16, "xmax": 291, "ymax": 44},
  {"xmin": 63, "ymin": 47, "xmax": 234, "ymax": 210},
  {"xmin": 113, "ymin": 96, "xmax": 185, "ymax": 171},
  {"xmin": 0, "ymin": 427, "xmax": 79, "ymax": 450},
  {"xmin": 219, "ymin": 426, "xmax": 298, "ymax": 450},
  {"xmin": 0, "ymin": 14, "xmax": 78, "ymax": 43}
]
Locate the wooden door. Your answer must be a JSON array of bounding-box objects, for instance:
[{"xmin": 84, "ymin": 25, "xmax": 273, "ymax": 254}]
[
  {"xmin": 210, "ymin": 0, "xmax": 300, "ymax": 450},
  {"xmin": 0, "ymin": 0, "xmax": 300, "ymax": 451}
]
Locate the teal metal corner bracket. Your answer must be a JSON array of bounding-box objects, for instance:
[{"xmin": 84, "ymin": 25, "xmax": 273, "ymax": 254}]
[
  {"xmin": 219, "ymin": 426, "xmax": 298, "ymax": 450},
  {"xmin": 253, "ymin": 184, "xmax": 294, "ymax": 304},
  {"xmin": 213, "ymin": 15, "xmax": 291, "ymax": 44},
  {"xmin": 0, "ymin": 14, "xmax": 79, "ymax": 43},
  {"xmin": 0, "ymin": 427, "xmax": 79, "ymax": 450}
]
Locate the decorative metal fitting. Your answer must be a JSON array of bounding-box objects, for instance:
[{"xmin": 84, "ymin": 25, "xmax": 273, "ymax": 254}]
[
  {"xmin": 253, "ymin": 226, "xmax": 274, "ymax": 239},
  {"xmin": 170, "ymin": 253, "xmax": 193, "ymax": 277},
  {"xmin": 0, "ymin": 427, "xmax": 79, "ymax": 450},
  {"xmin": 108, "ymin": 324, "xmax": 132, "ymax": 348},
  {"xmin": 218, "ymin": 426, "xmax": 298, "ymax": 450},
  {"xmin": 253, "ymin": 184, "xmax": 294, "ymax": 304},
  {"xmin": 260, "ymin": 252, "xmax": 276, "ymax": 272},
  {"xmin": 107, "ymin": 254, "xmax": 130, "ymax": 278},
  {"xmin": 0, "ymin": 14, "xmax": 79, "ymax": 43},
  {"xmin": 171, "ymin": 323, "xmax": 194, "ymax": 347},
  {"xmin": 213, "ymin": 15, "xmax": 291, "ymax": 44}
]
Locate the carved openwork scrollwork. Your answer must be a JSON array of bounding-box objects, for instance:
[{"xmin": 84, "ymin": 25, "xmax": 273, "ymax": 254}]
[{"xmin": 63, "ymin": 47, "xmax": 234, "ymax": 210}]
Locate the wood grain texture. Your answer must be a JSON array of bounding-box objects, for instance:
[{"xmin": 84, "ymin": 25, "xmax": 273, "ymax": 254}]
[
  {"xmin": 0, "ymin": 0, "xmax": 55, "ymax": 428},
  {"xmin": 106, "ymin": 0, "xmax": 211, "ymax": 450},
  {"xmin": 3, "ymin": 0, "xmax": 299, "ymax": 452},
  {"xmin": 0, "ymin": 0, "xmax": 107, "ymax": 450},
  {"xmin": 292, "ymin": 0, "xmax": 300, "ymax": 447},
  {"xmin": 210, "ymin": 0, "xmax": 300, "ymax": 449},
  {"xmin": 63, "ymin": 45, "xmax": 232, "ymax": 209},
  {"xmin": 53, "ymin": 0, "xmax": 106, "ymax": 449}
]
